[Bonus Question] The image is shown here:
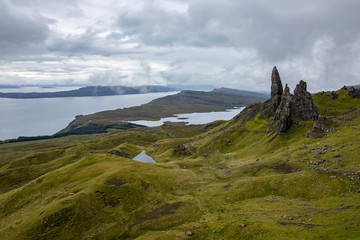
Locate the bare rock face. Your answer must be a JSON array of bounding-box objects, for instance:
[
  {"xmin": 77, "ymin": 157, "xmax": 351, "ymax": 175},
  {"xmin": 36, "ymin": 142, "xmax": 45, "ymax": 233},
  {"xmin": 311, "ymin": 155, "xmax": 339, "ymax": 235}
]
[
  {"xmin": 259, "ymin": 68, "xmax": 319, "ymax": 133},
  {"xmin": 268, "ymin": 84, "xmax": 292, "ymax": 133},
  {"xmin": 260, "ymin": 66, "xmax": 283, "ymax": 118},
  {"xmin": 306, "ymin": 116, "xmax": 335, "ymax": 138},
  {"xmin": 260, "ymin": 95, "xmax": 282, "ymax": 118},
  {"xmin": 292, "ymin": 80, "xmax": 318, "ymax": 121},
  {"xmin": 271, "ymin": 66, "xmax": 283, "ymax": 97}
]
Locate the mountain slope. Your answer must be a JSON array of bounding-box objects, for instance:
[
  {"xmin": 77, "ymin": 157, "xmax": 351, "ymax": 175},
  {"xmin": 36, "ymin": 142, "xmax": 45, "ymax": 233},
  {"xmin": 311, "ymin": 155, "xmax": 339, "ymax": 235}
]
[{"xmin": 0, "ymin": 77, "xmax": 359, "ymax": 239}]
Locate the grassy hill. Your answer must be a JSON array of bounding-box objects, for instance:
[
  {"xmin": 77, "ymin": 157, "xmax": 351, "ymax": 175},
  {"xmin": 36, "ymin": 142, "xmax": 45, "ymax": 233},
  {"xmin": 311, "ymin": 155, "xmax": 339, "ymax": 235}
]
[
  {"xmin": 0, "ymin": 88, "xmax": 359, "ymax": 239},
  {"xmin": 58, "ymin": 88, "xmax": 267, "ymax": 136}
]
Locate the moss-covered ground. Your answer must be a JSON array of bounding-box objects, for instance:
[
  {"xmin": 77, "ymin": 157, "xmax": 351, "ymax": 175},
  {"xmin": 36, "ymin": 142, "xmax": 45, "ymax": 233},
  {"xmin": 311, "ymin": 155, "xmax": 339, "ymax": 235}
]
[{"xmin": 0, "ymin": 89, "xmax": 359, "ymax": 239}]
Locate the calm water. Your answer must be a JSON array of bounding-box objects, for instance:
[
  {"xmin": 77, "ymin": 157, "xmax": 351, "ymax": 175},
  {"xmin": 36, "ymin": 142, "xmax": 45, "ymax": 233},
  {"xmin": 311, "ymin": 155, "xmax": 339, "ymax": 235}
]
[
  {"xmin": 132, "ymin": 150, "xmax": 156, "ymax": 163},
  {"xmin": 131, "ymin": 107, "xmax": 244, "ymax": 127},
  {"xmin": 0, "ymin": 91, "xmax": 178, "ymax": 140}
]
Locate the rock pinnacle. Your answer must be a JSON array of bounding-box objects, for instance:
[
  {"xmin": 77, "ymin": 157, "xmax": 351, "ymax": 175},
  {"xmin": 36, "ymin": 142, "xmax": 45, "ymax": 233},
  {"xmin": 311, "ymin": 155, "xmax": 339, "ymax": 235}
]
[{"xmin": 271, "ymin": 66, "xmax": 283, "ymax": 97}]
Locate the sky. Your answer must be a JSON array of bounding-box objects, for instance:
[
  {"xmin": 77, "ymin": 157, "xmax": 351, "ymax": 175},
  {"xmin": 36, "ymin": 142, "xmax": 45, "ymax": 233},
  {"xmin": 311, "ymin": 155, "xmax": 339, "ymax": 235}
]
[{"xmin": 0, "ymin": 0, "xmax": 359, "ymax": 92}]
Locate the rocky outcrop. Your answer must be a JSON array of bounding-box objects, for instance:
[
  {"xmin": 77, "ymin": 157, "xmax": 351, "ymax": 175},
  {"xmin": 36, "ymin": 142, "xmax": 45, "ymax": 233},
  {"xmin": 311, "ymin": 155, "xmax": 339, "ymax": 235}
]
[
  {"xmin": 268, "ymin": 84, "xmax": 292, "ymax": 133},
  {"xmin": 260, "ymin": 66, "xmax": 283, "ymax": 118},
  {"xmin": 292, "ymin": 80, "xmax": 318, "ymax": 121},
  {"xmin": 260, "ymin": 95, "xmax": 282, "ymax": 118},
  {"xmin": 342, "ymin": 86, "xmax": 360, "ymax": 98},
  {"xmin": 271, "ymin": 66, "xmax": 283, "ymax": 97},
  {"xmin": 261, "ymin": 68, "xmax": 319, "ymax": 133},
  {"xmin": 235, "ymin": 67, "xmax": 319, "ymax": 133},
  {"xmin": 306, "ymin": 116, "xmax": 335, "ymax": 138},
  {"xmin": 232, "ymin": 103, "xmax": 262, "ymax": 126}
]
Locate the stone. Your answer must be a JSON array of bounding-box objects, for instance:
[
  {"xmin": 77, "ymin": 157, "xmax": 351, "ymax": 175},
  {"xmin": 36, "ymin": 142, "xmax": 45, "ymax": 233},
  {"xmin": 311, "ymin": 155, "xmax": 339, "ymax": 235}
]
[
  {"xmin": 343, "ymin": 86, "xmax": 360, "ymax": 98},
  {"xmin": 107, "ymin": 150, "xmax": 130, "ymax": 158},
  {"xmin": 271, "ymin": 66, "xmax": 283, "ymax": 97},
  {"xmin": 260, "ymin": 95, "xmax": 282, "ymax": 118},
  {"xmin": 331, "ymin": 91, "xmax": 338, "ymax": 99},
  {"xmin": 292, "ymin": 80, "xmax": 318, "ymax": 121},
  {"xmin": 306, "ymin": 116, "xmax": 335, "ymax": 138},
  {"xmin": 260, "ymin": 67, "xmax": 284, "ymax": 118},
  {"xmin": 268, "ymin": 84, "xmax": 292, "ymax": 133}
]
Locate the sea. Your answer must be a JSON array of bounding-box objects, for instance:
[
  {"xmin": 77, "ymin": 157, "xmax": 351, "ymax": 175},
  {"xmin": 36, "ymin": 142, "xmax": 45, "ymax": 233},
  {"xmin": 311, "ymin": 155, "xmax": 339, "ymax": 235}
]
[{"xmin": 0, "ymin": 87, "xmax": 243, "ymax": 141}]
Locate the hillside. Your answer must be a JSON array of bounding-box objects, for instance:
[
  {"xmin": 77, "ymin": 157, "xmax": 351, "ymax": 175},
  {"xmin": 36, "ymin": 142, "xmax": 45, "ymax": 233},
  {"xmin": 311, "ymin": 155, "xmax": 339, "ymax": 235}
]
[
  {"xmin": 58, "ymin": 88, "xmax": 267, "ymax": 135},
  {"xmin": 0, "ymin": 85, "xmax": 175, "ymax": 99},
  {"xmin": 0, "ymin": 68, "xmax": 359, "ymax": 239}
]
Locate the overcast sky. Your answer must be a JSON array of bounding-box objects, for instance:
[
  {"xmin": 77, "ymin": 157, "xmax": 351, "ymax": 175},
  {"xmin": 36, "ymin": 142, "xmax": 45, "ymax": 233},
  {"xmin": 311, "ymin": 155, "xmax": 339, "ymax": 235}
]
[{"xmin": 0, "ymin": 0, "xmax": 359, "ymax": 92}]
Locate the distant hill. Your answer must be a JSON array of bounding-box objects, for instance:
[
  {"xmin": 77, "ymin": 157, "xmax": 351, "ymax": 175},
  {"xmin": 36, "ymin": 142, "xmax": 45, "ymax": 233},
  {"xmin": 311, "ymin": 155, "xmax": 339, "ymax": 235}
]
[
  {"xmin": 0, "ymin": 85, "xmax": 176, "ymax": 98},
  {"xmin": 58, "ymin": 88, "xmax": 268, "ymax": 135}
]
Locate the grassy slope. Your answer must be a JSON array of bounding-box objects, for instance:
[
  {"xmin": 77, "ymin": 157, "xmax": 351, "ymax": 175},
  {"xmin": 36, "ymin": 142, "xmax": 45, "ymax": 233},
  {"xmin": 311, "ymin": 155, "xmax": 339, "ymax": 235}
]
[{"xmin": 0, "ymin": 90, "xmax": 359, "ymax": 239}]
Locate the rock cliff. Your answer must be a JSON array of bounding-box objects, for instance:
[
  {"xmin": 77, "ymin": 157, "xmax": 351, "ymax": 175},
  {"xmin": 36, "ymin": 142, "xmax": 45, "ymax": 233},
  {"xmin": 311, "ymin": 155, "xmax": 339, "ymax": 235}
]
[{"xmin": 292, "ymin": 80, "xmax": 318, "ymax": 121}]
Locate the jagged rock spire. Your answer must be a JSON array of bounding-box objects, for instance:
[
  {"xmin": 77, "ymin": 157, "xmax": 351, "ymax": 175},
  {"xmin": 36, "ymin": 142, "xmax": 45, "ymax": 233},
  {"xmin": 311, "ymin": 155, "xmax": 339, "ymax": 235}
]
[
  {"xmin": 271, "ymin": 66, "xmax": 283, "ymax": 97},
  {"xmin": 292, "ymin": 80, "xmax": 318, "ymax": 121},
  {"xmin": 260, "ymin": 66, "xmax": 283, "ymax": 118},
  {"xmin": 263, "ymin": 68, "xmax": 319, "ymax": 133},
  {"xmin": 268, "ymin": 84, "xmax": 292, "ymax": 133}
]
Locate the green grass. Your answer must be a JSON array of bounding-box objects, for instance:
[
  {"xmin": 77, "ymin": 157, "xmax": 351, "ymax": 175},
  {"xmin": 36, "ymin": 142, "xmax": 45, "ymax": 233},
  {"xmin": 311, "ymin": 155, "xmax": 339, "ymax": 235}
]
[{"xmin": 0, "ymin": 89, "xmax": 359, "ymax": 239}]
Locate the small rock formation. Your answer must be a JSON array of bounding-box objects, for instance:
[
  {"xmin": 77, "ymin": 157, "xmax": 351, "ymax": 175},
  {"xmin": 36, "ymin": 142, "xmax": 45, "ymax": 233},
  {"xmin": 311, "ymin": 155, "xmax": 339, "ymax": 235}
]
[
  {"xmin": 268, "ymin": 84, "xmax": 292, "ymax": 133},
  {"xmin": 107, "ymin": 150, "xmax": 130, "ymax": 158},
  {"xmin": 343, "ymin": 85, "xmax": 360, "ymax": 98},
  {"xmin": 271, "ymin": 66, "xmax": 283, "ymax": 97},
  {"xmin": 292, "ymin": 80, "xmax": 318, "ymax": 121},
  {"xmin": 330, "ymin": 91, "xmax": 338, "ymax": 99},
  {"xmin": 306, "ymin": 116, "xmax": 335, "ymax": 138}
]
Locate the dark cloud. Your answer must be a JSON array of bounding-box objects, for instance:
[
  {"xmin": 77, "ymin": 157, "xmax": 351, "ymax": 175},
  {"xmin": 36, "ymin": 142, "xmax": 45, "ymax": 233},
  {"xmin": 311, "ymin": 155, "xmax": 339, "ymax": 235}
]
[
  {"xmin": 0, "ymin": 0, "xmax": 51, "ymax": 56},
  {"xmin": 115, "ymin": 0, "xmax": 360, "ymax": 60}
]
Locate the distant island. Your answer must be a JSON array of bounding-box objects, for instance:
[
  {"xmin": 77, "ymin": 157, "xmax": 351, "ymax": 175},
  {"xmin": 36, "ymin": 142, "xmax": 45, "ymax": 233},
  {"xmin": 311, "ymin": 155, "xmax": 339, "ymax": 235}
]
[
  {"xmin": 58, "ymin": 87, "xmax": 268, "ymax": 136},
  {"xmin": 0, "ymin": 85, "xmax": 176, "ymax": 98}
]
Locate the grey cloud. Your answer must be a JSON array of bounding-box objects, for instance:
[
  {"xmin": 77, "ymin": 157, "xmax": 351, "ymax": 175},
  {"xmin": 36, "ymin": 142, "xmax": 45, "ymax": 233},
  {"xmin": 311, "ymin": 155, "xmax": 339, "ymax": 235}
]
[
  {"xmin": 88, "ymin": 70, "xmax": 129, "ymax": 86},
  {"xmin": 1, "ymin": 0, "xmax": 359, "ymax": 92},
  {"xmin": 11, "ymin": 0, "xmax": 83, "ymax": 18},
  {"xmin": 115, "ymin": 0, "xmax": 360, "ymax": 60},
  {"xmin": 0, "ymin": 0, "xmax": 51, "ymax": 56},
  {"xmin": 47, "ymin": 29, "xmax": 143, "ymax": 57}
]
